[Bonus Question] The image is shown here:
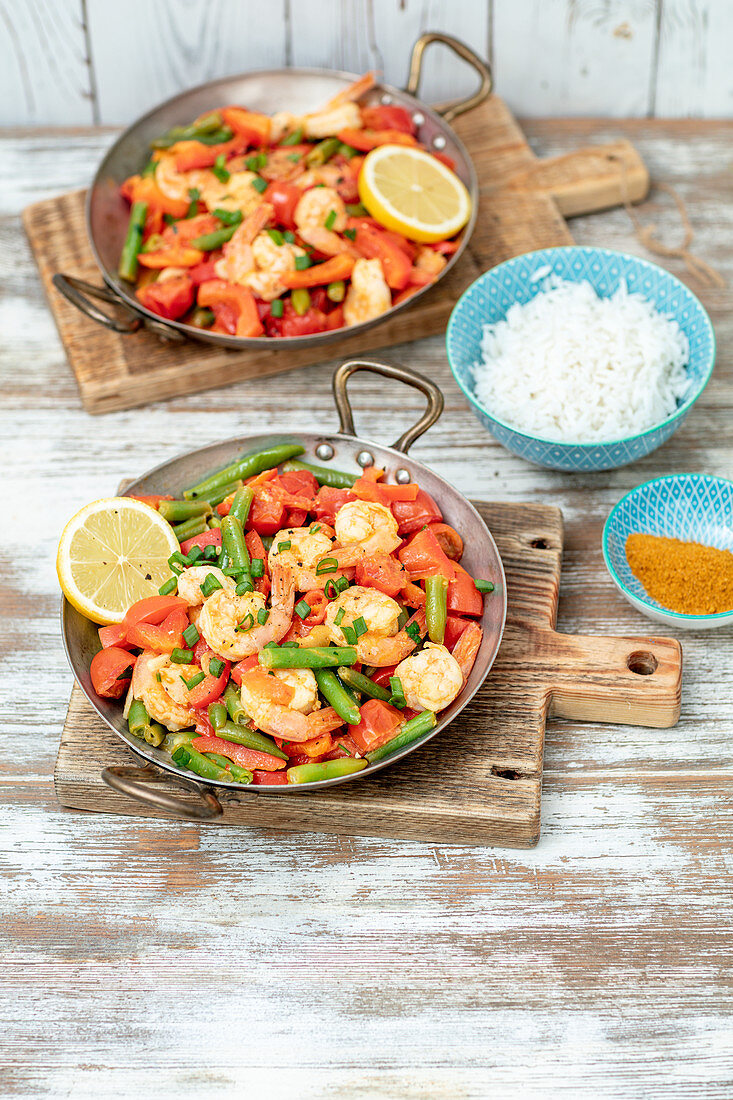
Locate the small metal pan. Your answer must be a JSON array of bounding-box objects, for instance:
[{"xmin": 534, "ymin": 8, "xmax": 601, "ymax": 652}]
[
  {"xmin": 53, "ymin": 33, "xmax": 491, "ymax": 349},
  {"xmin": 61, "ymin": 359, "xmax": 506, "ymax": 820}
]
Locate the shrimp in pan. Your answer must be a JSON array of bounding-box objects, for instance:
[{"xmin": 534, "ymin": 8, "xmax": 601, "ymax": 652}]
[
  {"xmin": 177, "ymin": 566, "xmax": 234, "ymax": 606},
  {"xmin": 343, "ymin": 259, "xmax": 392, "ymax": 327},
  {"xmin": 268, "ymin": 525, "xmax": 337, "ymax": 591},
  {"xmin": 394, "ymin": 642, "xmax": 464, "ymax": 713},
  {"xmin": 130, "ymin": 652, "xmax": 196, "ymax": 731},
  {"xmin": 333, "ymin": 499, "xmax": 401, "ymax": 555},
  {"xmin": 199, "ymin": 561, "xmax": 295, "ymax": 660},
  {"xmin": 238, "ymin": 666, "xmax": 343, "ymax": 743},
  {"xmin": 323, "ymin": 586, "xmax": 425, "ymax": 666}
]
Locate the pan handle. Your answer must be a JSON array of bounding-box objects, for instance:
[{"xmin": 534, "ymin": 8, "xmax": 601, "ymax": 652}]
[
  {"xmin": 406, "ymin": 32, "xmax": 492, "ymax": 123},
  {"xmin": 333, "ymin": 359, "xmax": 444, "ymax": 454},
  {"xmin": 53, "ymin": 273, "xmax": 143, "ymax": 334},
  {"xmin": 102, "ymin": 764, "xmax": 223, "ymax": 821}
]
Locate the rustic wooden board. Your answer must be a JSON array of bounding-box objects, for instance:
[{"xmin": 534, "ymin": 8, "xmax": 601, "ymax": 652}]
[
  {"xmin": 55, "ymin": 501, "xmax": 681, "ymax": 847},
  {"xmin": 22, "ymin": 95, "xmax": 648, "ymax": 414}
]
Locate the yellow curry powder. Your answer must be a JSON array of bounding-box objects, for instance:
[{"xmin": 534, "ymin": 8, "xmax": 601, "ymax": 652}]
[{"xmin": 625, "ymin": 532, "xmax": 733, "ymax": 615}]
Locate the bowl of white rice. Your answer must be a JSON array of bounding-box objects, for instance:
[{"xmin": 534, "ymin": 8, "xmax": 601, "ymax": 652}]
[{"xmin": 446, "ymin": 246, "xmax": 715, "ymax": 471}]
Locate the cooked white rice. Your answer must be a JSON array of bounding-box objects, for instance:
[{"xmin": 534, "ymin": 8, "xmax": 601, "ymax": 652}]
[{"xmin": 471, "ymin": 277, "xmax": 690, "ymax": 443}]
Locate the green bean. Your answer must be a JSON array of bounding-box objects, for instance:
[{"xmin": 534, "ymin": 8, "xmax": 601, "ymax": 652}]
[
  {"xmin": 223, "ymin": 681, "xmax": 248, "ymax": 726},
  {"xmin": 162, "ymin": 729, "xmax": 197, "ymax": 754},
  {"xmin": 259, "ymin": 645, "xmax": 358, "ymax": 670},
  {"xmin": 183, "ymin": 443, "xmax": 305, "ymax": 501},
  {"xmin": 216, "ymin": 720, "xmax": 288, "ymax": 760},
  {"xmin": 346, "ymin": 202, "xmax": 369, "ymax": 217},
  {"xmin": 338, "ymin": 142, "xmax": 358, "ymax": 158},
  {"xmin": 425, "ymin": 574, "xmax": 448, "ymax": 644},
  {"xmin": 127, "ymin": 698, "xmax": 166, "ymax": 747},
  {"xmin": 221, "ymin": 514, "xmax": 251, "ymax": 583},
  {"xmin": 208, "ymin": 514, "xmax": 222, "ymax": 529},
  {"xmin": 291, "ymin": 288, "xmax": 311, "ymax": 315},
  {"xmin": 190, "ymin": 226, "xmax": 237, "ymax": 251},
  {"xmin": 337, "ymin": 666, "xmax": 391, "ymax": 702},
  {"xmin": 208, "ymin": 702, "xmax": 228, "ymax": 730},
  {"xmin": 151, "ymin": 113, "xmax": 230, "ymax": 149},
  {"xmin": 365, "ymin": 710, "xmax": 437, "ymax": 763},
  {"xmin": 190, "ymin": 307, "xmax": 215, "ymax": 329},
  {"xmin": 261, "ymin": 535, "xmax": 274, "ymax": 552},
  {"xmin": 173, "ymin": 514, "xmax": 208, "ymax": 543},
  {"xmin": 118, "ymin": 201, "xmax": 147, "ymax": 281},
  {"xmin": 326, "ymin": 280, "xmax": 346, "ymax": 303},
  {"xmin": 158, "ymin": 499, "xmax": 211, "ymax": 523},
  {"xmin": 172, "ymin": 745, "xmax": 236, "ymax": 782},
  {"xmin": 229, "ymin": 486, "xmax": 254, "ymax": 528},
  {"xmin": 207, "ymin": 479, "xmax": 243, "ymax": 508},
  {"xmin": 286, "ymin": 758, "xmax": 368, "ymax": 784},
  {"xmin": 280, "ymin": 126, "xmax": 304, "ymax": 146},
  {"xmin": 305, "ymin": 137, "xmax": 341, "ymax": 167},
  {"xmin": 202, "ymin": 752, "xmax": 253, "ymax": 784},
  {"xmin": 279, "ymin": 459, "xmax": 357, "ymax": 489},
  {"xmin": 314, "ymin": 668, "xmax": 361, "ymax": 725}
]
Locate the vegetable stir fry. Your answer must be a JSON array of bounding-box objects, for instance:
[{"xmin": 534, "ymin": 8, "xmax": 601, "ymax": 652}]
[
  {"xmin": 89, "ymin": 443, "xmax": 494, "ymax": 786},
  {"xmin": 118, "ymin": 73, "xmax": 469, "ymax": 337}
]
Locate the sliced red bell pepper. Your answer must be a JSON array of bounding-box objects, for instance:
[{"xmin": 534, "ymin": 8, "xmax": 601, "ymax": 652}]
[
  {"xmin": 244, "ymin": 530, "xmax": 270, "ymax": 597},
  {"xmin": 126, "ymin": 606, "xmax": 189, "ymax": 653},
  {"xmin": 122, "ymin": 595, "xmax": 188, "ymax": 633},
  {"xmin": 127, "ymin": 493, "xmax": 173, "ymax": 509},
  {"xmin": 90, "ymin": 646, "xmax": 136, "ymax": 699},
  {"xmin": 281, "ymin": 253, "xmax": 355, "ymax": 289},
  {"xmin": 447, "ymin": 564, "xmax": 484, "ymax": 618},
  {"xmin": 285, "ymin": 507, "xmax": 309, "ymax": 527},
  {"xmin": 188, "ymin": 259, "xmax": 220, "ymax": 285},
  {"xmin": 263, "ymin": 181, "xmax": 301, "ymax": 230},
  {"xmin": 426, "ymin": 522, "xmax": 463, "ymax": 561},
  {"xmin": 98, "ymin": 623, "xmax": 135, "ymax": 651},
  {"xmin": 350, "ymin": 699, "xmax": 404, "ymax": 754},
  {"xmin": 252, "ymin": 770, "xmax": 288, "ymax": 785},
  {"xmin": 120, "ymin": 174, "xmax": 189, "ymax": 218},
  {"xmin": 313, "ymin": 485, "xmax": 356, "ymax": 524},
  {"xmin": 171, "ymin": 136, "xmax": 250, "ymax": 172},
  {"xmin": 398, "ymin": 526, "xmax": 456, "ymax": 582},
  {"xmin": 301, "ymin": 589, "xmax": 328, "ymax": 625},
  {"xmin": 187, "ymin": 652, "xmax": 230, "ymax": 708},
  {"xmin": 191, "ymin": 735, "xmax": 286, "ymax": 771},
  {"xmin": 360, "ymin": 105, "xmax": 416, "ymax": 135},
  {"xmin": 337, "ymin": 128, "xmax": 418, "ymax": 151},
  {"xmin": 246, "ymin": 495, "xmax": 286, "ymax": 535},
  {"xmin": 279, "ymin": 732, "xmax": 334, "ymax": 760},
  {"xmin": 352, "ymin": 475, "xmax": 418, "ymax": 505},
  {"xmin": 443, "ymin": 613, "xmax": 471, "ymax": 650},
  {"xmin": 220, "ymin": 106, "xmax": 271, "ymax": 144},
  {"xmin": 355, "ymin": 553, "xmax": 406, "ymax": 597},
  {"xmin": 354, "ymin": 225, "xmax": 412, "ymax": 290},
  {"xmin": 179, "ymin": 528, "xmax": 222, "ymax": 556},
  {"xmin": 197, "ymin": 280, "xmax": 264, "ymax": 338},
  {"xmin": 278, "ymin": 468, "xmax": 318, "ymax": 500},
  {"xmin": 391, "ymin": 488, "xmax": 443, "ymax": 535},
  {"xmin": 136, "ymin": 274, "xmax": 194, "ymax": 321},
  {"xmin": 230, "ymin": 654, "xmax": 260, "ymax": 686},
  {"xmin": 137, "ymin": 246, "xmax": 204, "ymax": 270}
]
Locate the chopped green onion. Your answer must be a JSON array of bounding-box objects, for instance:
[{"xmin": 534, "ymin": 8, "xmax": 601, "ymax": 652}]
[
  {"xmin": 158, "ymin": 576, "xmax": 177, "ymax": 595},
  {"xmin": 294, "ymin": 254, "xmax": 311, "ymax": 271},
  {"xmin": 184, "ymin": 670, "xmax": 205, "ymax": 691},
  {"xmin": 287, "ymin": 152, "xmax": 301, "ymax": 163},
  {"xmin": 325, "ymin": 579, "xmax": 338, "ymax": 599},
  {"xmin": 277, "ymin": 540, "xmax": 292, "ymax": 552},
  {"xmin": 316, "ymin": 556, "xmax": 338, "ymax": 575},
  {"xmin": 352, "ymin": 616, "xmax": 368, "ymax": 638},
  {"xmin": 270, "ymin": 298, "xmax": 284, "ymax": 318},
  {"xmin": 267, "ymin": 228, "xmax": 284, "ymax": 246},
  {"xmin": 281, "ymin": 127, "xmax": 304, "ymax": 146},
  {"xmin": 388, "ymin": 675, "xmax": 406, "ymax": 709},
  {"xmin": 310, "ymin": 524, "xmax": 322, "ymax": 534},
  {"xmin": 291, "ymin": 287, "xmax": 310, "ymax": 315},
  {"xmin": 337, "ymin": 741, "xmax": 353, "ymax": 756},
  {"xmin": 338, "ymin": 142, "xmax": 358, "ymax": 158},
  {"xmin": 294, "ymin": 599, "xmax": 311, "ymax": 620},
  {"xmin": 283, "ymin": 230, "xmax": 296, "ymax": 243},
  {"xmin": 183, "ymin": 623, "xmax": 200, "ymax": 647},
  {"xmin": 406, "ymin": 620, "xmax": 421, "ymax": 643},
  {"xmin": 343, "ymin": 228, "xmax": 356, "ymax": 241},
  {"xmin": 245, "ymin": 152, "xmax": 267, "ymax": 171},
  {"xmin": 336, "ymin": 576, "xmax": 349, "ymax": 593},
  {"xmin": 208, "ymin": 657, "xmax": 225, "ymax": 677},
  {"xmin": 235, "ymin": 580, "xmax": 254, "ymax": 595},
  {"xmin": 334, "ymin": 607, "xmax": 345, "ymax": 626},
  {"xmin": 168, "ymin": 550, "xmax": 189, "ymax": 574},
  {"xmin": 213, "ymin": 207, "xmax": 242, "ymax": 226},
  {"xmin": 163, "ymin": 213, "xmax": 176, "ymax": 227},
  {"xmin": 346, "ymin": 203, "xmax": 368, "ymax": 217},
  {"xmin": 200, "ymin": 572, "xmax": 224, "ymax": 597},
  {"xmin": 251, "ymin": 176, "xmax": 267, "ymax": 193},
  {"xmin": 324, "ymin": 209, "xmax": 336, "ymax": 230},
  {"xmin": 186, "ymin": 187, "xmax": 201, "ymax": 217},
  {"xmin": 257, "ymin": 608, "xmax": 270, "ymax": 625},
  {"xmin": 341, "ymin": 624, "xmax": 357, "ymax": 645},
  {"xmin": 222, "ymin": 566, "xmax": 243, "ymax": 577},
  {"xmin": 212, "ymin": 155, "xmax": 230, "ymax": 183},
  {"xmin": 475, "ymin": 579, "xmax": 495, "ymax": 593},
  {"xmin": 187, "ymin": 546, "xmax": 204, "ymax": 563},
  {"xmin": 250, "ymin": 557, "xmax": 264, "ymax": 577},
  {"xmin": 326, "ymin": 280, "xmax": 345, "ymax": 303},
  {"xmin": 203, "ymin": 544, "xmax": 218, "ymax": 561},
  {"xmin": 171, "ymin": 648, "xmax": 193, "ymax": 665},
  {"xmin": 236, "ymin": 613, "xmax": 254, "ymax": 633}
]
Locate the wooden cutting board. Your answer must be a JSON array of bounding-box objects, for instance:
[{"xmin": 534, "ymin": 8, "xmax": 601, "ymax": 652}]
[
  {"xmin": 24, "ymin": 96, "xmax": 648, "ymax": 414},
  {"xmin": 54, "ymin": 501, "xmax": 681, "ymax": 848}
]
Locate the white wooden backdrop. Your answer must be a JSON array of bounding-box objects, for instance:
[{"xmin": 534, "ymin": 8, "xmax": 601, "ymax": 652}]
[{"xmin": 2, "ymin": 0, "xmax": 732, "ymax": 127}]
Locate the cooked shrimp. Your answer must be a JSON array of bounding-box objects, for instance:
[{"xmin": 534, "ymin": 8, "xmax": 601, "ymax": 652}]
[
  {"xmin": 414, "ymin": 246, "xmax": 447, "ymax": 277},
  {"xmin": 154, "ymin": 155, "xmax": 212, "ymax": 203},
  {"xmin": 261, "ymin": 146, "xmax": 307, "ymax": 182},
  {"xmin": 268, "ymin": 525, "xmax": 336, "ymax": 590},
  {"xmin": 247, "ymin": 232, "xmax": 307, "ymax": 301},
  {"xmin": 295, "ymin": 165, "xmax": 344, "ymax": 190},
  {"xmin": 294, "ymin": 187, "xmax": 349, "ymax": 255},
  {"xmin": 269, "ymin": 74, "xmax": 374, "ymax": 144},
  {"xmin": 214, "ymin": 204, "xmax": 273, "ymax": 286},
  {"xmin": 343, "ymin": 258, "xmax": 392, "ymax": 326},
  {"xmin": 239, "ymin": 666, "xmax": 342, "ymax": 742},
  {"xmin": 131, "ymin": 651, "xmax": 196, "ymax": 731},
  {"xmin": 323, "ymin": 584, "xmax": 414, "ymax": 664},
  {"xmin": 356, "ymin": 609, "xmax": 427, "ymax": 667},
  {"xmin": 157, "ymin": 266, "xmax": 190, "ymax": 283},
  {"xmin": 177, "ymin": 566, "xmax": 234, "ymax": 607},
  {"xmin": 451, "ymin": 622, "xmax": 483, "ymax": 682},
  {"xmin": 333, "ymin": 499, "xmax": 400, "ymax": 554},
  {"xmin": 198, "ymin": 560, "xmax": 295, "ymax": 659},
  {"xmin": 394, "ymin": 642, "xmax": 464, "ymax": 712}
]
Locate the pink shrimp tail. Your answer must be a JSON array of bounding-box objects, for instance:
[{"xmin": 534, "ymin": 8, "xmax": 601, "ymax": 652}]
[
  {"xmin": 452, "ymin": 623, "xmax": 483, "ymax": 681},
  {"xmin": 327, "ymin": 71, "xmax": 376, "ymax": 107}
]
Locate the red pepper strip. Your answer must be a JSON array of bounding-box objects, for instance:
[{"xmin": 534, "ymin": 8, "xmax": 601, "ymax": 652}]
[
  {"xmin": 171, "ymin": 137, "xmax": 251, "ymax": 172},
  {"xmin": 352, "ymin": 476, "xmax": 419, "ymax": 504},
  {"xmin": 279, "ymin": 732, "xmax": 334, "ymax": 760},
  {"xmin": 447, "ymin": 564, "xmax": 484, "ymax": 618},
  {"xmin": 90, "ymin": 646, "xmax": 135, "ymax": 699},
  {"xmin": 120, "ymin": 174, "xmax": 189, "ymax": 218},
  {"xmin": 122, "ymin": 595, "xmax": 188, "ymax": 633},
  {"xmin": 220, "ymin": 106, "xmax": 271, "ymax": 144},
  {"xmin": 137, "ymin": 275, "xmax": 194, "ymax": 320},
  {"xmin": 187, "ymin": 652, "xmax": 230, "ymax": 708},
  {"xmin": 197, "ymin": 280, "xmax": 264, "ymax": 338},
  {"xmin": 391, "ymin": 488, "xmax": 443, "ymax": 535},
  {"xmin": 179, "ymin": 528, "xmax": 222, "ymax": 556},
  {"xmin": 191, "ymin": 735, "xmax": 286, "ymax": 772},
  {"xmin": 230, "ymin": 654, "xmax": 260, "ymax": 686},
  {"xmin": 127, "ymin": 493, "xmax": 173, "ymax": 509},
  {"xmin": 126, "ymin": 606, "xmax": 189, "ymax": 653},
  {"xmin": 401, "ymin": 581, "xmax": 426, "ymax": 608},
  {"xmin": 281, "ymin": 253, "xmax": 355, "ymax": 289},
  {"xmin": 336, "ymin": 128, "xmax": 418, "ymax": 151},
  {"xmin": 350, "ymin": 699, "xmax": 404, "ymax": 754},
  {"xmin": 252, "ymin": 770, "xmax": 288, "ymax": 785},
  {"xmin": 398, "ymin": 526, "xmax": 456, "ymax": 582},
  {"xmin": 98, "ymin": 623, "xmax": 135, "ymax": 651},
  {"xmin": 354, "ymin": 225, "xmax": 412, "ymax": 290},
  {"xmin": 138, "ymin": 246, "xmax": 204, "ymax": 269},
  {"xmin": 244, "ymin": 530, "xmax": 270, "ymax": 597}
]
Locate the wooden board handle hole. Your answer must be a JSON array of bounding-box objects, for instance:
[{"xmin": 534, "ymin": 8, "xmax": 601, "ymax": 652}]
[{"xmin": 627, "ymin": 651, "xmax": 659, "ymax": 676}]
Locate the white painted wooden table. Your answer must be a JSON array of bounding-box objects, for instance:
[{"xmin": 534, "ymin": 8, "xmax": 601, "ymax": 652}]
[{"xmin": 2, "ymin": 120, "xmax": 732, "ymax": 1097}]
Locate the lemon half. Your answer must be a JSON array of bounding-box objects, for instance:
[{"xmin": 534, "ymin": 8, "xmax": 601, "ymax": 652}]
[
  {"xmin": 358, "ymin": 144, "xmax": 471, "ymax": 243},
  {"xmin": 57, "ymin": 497, "xmax": 179, "ymax": 624}
]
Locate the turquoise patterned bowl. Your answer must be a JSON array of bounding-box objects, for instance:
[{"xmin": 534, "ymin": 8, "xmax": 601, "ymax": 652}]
[
  {"xmin": 446, "ymin": 246, "xmax": 715, "ymax": 471},
  {"xmin": 603, "ymin": 474, "xmax": 733, "ymax": 629}
]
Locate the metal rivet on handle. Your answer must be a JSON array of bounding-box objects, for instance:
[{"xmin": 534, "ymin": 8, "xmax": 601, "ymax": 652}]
[
  {"xmin": 432, "ymin": 134, "xmax": 446, "ymax": 150},
  {"xmin": 357, "ymin": 450, "xmax": 374, "ymax": 468},
  {"xmin": 316, "ymin": 443, "xmax": 334, "ymax": 461},
  {"xmin": 395, "ymin": 468, "xmax": 411, "ymax": 484},
  {"xmin": 381, "ymin": 93, "xmax": 393, "ymax": 105},
  {"xmin": 412, "ymin": 112, "xmax": 425, "ymax": 126}
]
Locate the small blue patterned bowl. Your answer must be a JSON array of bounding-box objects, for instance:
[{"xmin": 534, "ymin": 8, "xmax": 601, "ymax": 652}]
[
  {"xmin": 446, "ymin": 246, "xmax": 715, "ymax": 471},
  {"xmin": 603, "ymin": 474, "xmax": 733, "ymax": 629}
]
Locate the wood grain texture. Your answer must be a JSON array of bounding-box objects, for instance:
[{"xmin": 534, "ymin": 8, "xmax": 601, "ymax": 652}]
[
  {"xmin": 3, "ymin": 120, "xmax": 733, "ymax": 1098},
  {"xmin": 54, "ymin": 501, "xmax": 681, "ymax": 846},
  {"xmin": 22, "ymin": 96, "xmax": 648, "ymax": 413}
]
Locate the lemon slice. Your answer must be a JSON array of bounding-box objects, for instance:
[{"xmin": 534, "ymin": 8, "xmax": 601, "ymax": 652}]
[
  {"xmin": 57, "ymin": 497, "xmax": 179, "ymax": 624},
  {"xmin": 358, "ymin": 144, "xmax": 471, "ymax": 243}
]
